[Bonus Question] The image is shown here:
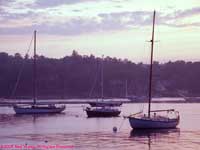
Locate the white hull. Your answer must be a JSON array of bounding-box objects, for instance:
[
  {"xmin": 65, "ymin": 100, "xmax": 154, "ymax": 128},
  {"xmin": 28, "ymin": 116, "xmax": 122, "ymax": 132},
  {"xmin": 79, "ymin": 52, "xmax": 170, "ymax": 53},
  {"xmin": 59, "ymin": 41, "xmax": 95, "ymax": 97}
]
[
  {"xmin": 13, "ymin": 105, "xmax": 65, "ymax": 114},
  {"xmin": 129, "ymin": 117, "xmax": 179, "ymax": 129}
]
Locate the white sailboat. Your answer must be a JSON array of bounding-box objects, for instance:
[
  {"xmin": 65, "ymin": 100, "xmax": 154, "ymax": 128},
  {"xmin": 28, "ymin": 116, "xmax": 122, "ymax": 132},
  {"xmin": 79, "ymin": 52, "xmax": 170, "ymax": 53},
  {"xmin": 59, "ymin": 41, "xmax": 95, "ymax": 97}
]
[
  {"xmin": 128, "ymin": 11, "xmax": 180, "ymax": 129},
  {"xmin": 13, "ymin": 31, "xmax": 65, "ymax": 114}
]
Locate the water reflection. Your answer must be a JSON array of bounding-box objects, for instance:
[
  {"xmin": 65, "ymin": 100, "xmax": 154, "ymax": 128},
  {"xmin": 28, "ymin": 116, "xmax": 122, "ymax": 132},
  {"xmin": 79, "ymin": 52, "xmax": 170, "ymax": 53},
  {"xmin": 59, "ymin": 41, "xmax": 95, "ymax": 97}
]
[
  {"xmin": 0, "ymin": 113, "xmax": 65, "ymax": 129},
  {"xmin": 130, "ymin": 128, "xmax": 180, "ymax": 137},
  {"xmin": 130, "ymin": 128, "xmax": 180, "ymax": 150}
]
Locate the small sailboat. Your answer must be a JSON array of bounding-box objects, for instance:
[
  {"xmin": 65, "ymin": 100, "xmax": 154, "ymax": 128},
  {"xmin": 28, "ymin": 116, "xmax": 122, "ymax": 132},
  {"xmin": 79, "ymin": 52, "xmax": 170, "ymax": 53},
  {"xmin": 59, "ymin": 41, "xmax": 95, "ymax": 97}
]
[
  {"xmin": 85, "ymin": 106, "xmax": 121, "ymax": 117},
  {"xmin": 13, "ymin": 31, "xmax": 66, "ymax": 114},
  {"xmin": 85, "ymin": 56, "xmax": 121, "ymax": 117},
  {"xmin": 128, "ymin": 11, "xmax": 180, "ymax": 129},
  {"xmin": 13, "ymin": 104, "xmax": 66, "ymax": 114},
  {"xmin": 88, "ymin": 101, "xmax": 122, "ymax": 107}
]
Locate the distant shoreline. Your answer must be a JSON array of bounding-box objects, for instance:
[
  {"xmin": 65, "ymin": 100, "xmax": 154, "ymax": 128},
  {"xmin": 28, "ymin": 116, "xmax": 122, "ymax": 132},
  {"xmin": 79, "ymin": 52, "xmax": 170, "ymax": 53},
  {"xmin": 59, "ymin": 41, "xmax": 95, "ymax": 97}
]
[{"xmin": 0, "ymin": 97, "xmax": 200, "ymax": 107}]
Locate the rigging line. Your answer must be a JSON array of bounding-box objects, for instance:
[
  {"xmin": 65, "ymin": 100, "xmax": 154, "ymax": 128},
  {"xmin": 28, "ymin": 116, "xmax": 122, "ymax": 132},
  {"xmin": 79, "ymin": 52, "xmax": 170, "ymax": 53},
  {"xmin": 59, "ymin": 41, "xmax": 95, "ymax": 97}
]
[
  {"xmin": 89, "ymin": 61, "xmax": 99, "ymax": 98},
  {"xmin": 144, "ymin": 40, "xmax": 150, "ymax": 96},
  {"xmin": 10, "ymin": 34, "xmax": 34, "ymax": 98},
  {"xmin": 119, "ymin": 117, "xmax": 126, "ymax": 131},
  {"xmin": 139, "ymin": 101, "xmax": 144, "ymax": 113},
  {"xmin": 139, "ymin": 41, "xmax": 147, "ymax": 112}
]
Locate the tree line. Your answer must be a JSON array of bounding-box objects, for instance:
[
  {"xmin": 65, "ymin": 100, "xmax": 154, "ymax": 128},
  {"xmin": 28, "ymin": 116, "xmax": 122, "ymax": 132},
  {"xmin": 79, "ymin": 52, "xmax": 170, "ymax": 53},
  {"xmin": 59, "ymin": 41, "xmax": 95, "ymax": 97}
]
[{"xmin": 0, "ymin": 51, "xmax": 199, "ymax": 99}]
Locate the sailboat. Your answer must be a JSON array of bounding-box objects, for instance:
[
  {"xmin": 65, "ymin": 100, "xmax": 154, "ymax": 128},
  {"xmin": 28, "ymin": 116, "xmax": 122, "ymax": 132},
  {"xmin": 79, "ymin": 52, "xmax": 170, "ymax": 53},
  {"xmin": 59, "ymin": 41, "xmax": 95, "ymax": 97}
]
[
  {"xmin": 85, "ymin": 56, "xmax": 121, "ymax": 117},
  {"xmin": 13, "ymin": 30, "xmax": 66, "ymax": 114},
  {"xmin": 128, "ymin": 11, "xmax": 180, "ymax": 129}
]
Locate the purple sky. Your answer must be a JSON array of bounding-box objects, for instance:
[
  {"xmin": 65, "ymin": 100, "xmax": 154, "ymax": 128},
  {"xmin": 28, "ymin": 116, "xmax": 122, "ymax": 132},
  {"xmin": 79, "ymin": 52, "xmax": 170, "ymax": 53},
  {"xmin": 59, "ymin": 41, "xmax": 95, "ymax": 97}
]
[{"xmin": 0, "ymin": 0, "xmax": 200, "ymax": 62}]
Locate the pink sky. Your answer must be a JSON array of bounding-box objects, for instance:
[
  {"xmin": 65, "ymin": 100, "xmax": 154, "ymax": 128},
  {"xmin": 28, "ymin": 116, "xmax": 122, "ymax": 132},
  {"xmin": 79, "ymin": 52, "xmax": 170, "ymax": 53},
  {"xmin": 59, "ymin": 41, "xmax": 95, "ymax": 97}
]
[{"xmin": 0, "ymin": 0, "xmax": 200, "ymax": 62}]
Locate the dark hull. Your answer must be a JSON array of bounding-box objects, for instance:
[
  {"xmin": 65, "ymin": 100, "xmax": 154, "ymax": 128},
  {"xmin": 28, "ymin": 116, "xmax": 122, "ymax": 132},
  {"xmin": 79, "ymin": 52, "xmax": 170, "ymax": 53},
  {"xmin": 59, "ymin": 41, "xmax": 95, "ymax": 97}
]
[
  {"xmin": 86, "ymin": 110, "xmax": 121, "ymax": 117},
  {"xmin": 13, "ymin": 105, "xmax": 66, "ymax": 114},
  {"xmin": 89, "ymin": 101, "xmax": 122, "ymax": 107}
]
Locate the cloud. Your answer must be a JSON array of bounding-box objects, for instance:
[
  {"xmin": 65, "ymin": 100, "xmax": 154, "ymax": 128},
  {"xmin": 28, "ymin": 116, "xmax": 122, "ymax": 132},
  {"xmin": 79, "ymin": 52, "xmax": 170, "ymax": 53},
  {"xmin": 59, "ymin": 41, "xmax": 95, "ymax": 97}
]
[
  {"xmin": 159, "ymin": 7, "xmax": 200, "ymax": 21},
  {"xmin": 31, "ymin": 0, "xmax": 102, "ymax": 8},
  {"xmin": 0, "ymin": 0, "xmax": 15, "ymax": 6},
  {"xmin": 1, "ymin": 7, "xmax": 200, "ymax": 36},
  {"xmin": 0, "ymin": 11, "xmax": 152, "ymax": 35},
  {"xmin": 0, "ymin": 0, "xmax": 103, "ymax": 10},
  {"xmin": 174, "ymin": 7, "xmax": 200, "ymax": 18},
  {"xmin": 163, "ymin": 22, "xmax": 200, "ymax": 28},
  {"xmin": 157, "ymin": 7, "xmax": 200, "ymax": 27},
  {"xmin": 0, "ymin": 10, "xmax": 38, "ymax": 21},
  {"xmin": 98, "ymin": 11, "xmax": 152, "ymax": 29},
  {"xmin": 72, "ymin": 9, "xmax": 82, "ymax": 12},
  {"xmin": 0, "ymin": 17, "xmax": 100, "ymax": 35}
]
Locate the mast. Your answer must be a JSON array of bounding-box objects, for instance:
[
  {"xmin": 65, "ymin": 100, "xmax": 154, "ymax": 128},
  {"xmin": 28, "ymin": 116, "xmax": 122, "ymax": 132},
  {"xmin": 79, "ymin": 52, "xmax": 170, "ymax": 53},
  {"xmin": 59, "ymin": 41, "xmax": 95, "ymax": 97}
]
[
  {"xmin": 33, "ymin": 30, "xmax": 37, "ymax": 104},
  {"xmin": 125, "ymin": 80, "xmax": 128, "ymax": 98},
  {"xmin": 101, "ymin": 55, "xmax": 104, "ymax": 100},
  {"xmin": 148, "ymin": 10, "xmax": 156, "ymax": 117}
]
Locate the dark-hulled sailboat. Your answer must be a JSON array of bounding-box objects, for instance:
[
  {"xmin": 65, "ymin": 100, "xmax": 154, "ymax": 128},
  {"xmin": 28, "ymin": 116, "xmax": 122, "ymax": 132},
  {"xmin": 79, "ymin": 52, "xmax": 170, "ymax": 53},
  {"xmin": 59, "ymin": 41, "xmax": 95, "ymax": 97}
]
[
  {"xmin": 13, "ymin": 31, "xmax": 65, "ymax": 114},
  {"xmin": 85, "ymin": 56, "xmax": 121, "ymax": 117},
  {"xmin": 128, "ymin": 11, "xmax": 180, "ymax": 129}
]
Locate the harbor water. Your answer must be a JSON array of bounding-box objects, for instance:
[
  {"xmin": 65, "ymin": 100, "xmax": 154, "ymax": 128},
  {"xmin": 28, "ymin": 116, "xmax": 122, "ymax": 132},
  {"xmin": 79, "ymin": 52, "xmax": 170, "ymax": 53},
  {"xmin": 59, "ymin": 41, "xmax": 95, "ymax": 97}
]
[{"xmin": 0, "ymin": 102, "xmax": 200, "ymax": 150}]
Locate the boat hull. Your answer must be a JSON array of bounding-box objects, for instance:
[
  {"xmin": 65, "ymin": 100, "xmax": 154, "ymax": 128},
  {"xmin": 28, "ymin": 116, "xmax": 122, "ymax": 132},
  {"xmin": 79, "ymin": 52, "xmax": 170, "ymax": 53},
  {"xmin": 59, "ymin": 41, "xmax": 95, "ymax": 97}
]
[
  {"xmin": 13, "ymin": 105, "xmax": 66, "ymax": 114},
  {"xmin": 89, "ymin": 101, "xmax": 122, "ymax": 107},
  {"xmin": 86, "ymin": 109, "xmax": 121, "ymax": 117},
  {"xmin": 129, "ymin": 117, "xmax": 179, "ymax": 129}
]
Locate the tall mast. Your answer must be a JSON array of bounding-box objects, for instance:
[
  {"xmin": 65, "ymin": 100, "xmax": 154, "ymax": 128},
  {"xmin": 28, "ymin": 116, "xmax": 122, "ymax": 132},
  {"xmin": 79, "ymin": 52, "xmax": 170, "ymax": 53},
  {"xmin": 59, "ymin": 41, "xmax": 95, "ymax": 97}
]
[
  {"xmin": 33, "ymin": 30, "xmax": 37, "ymax": 104},
  {"xmin": 148, "ymin": 10, "xmax": 156, "ymax": 117},
  {"xmin": 125, "ymin": 80, "xmax": 128, "ymax": 98},
  {"xmin": 101, "ymin": 55, "xmax": 104, "ymax": 100}
]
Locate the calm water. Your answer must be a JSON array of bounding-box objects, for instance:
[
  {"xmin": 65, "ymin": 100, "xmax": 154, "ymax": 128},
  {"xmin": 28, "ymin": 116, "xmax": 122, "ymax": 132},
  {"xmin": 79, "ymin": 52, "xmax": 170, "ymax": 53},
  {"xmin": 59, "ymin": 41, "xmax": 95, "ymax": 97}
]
[{"xmin": 0, "ymin": 102, "xmax": 200, "ymax": 150}]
